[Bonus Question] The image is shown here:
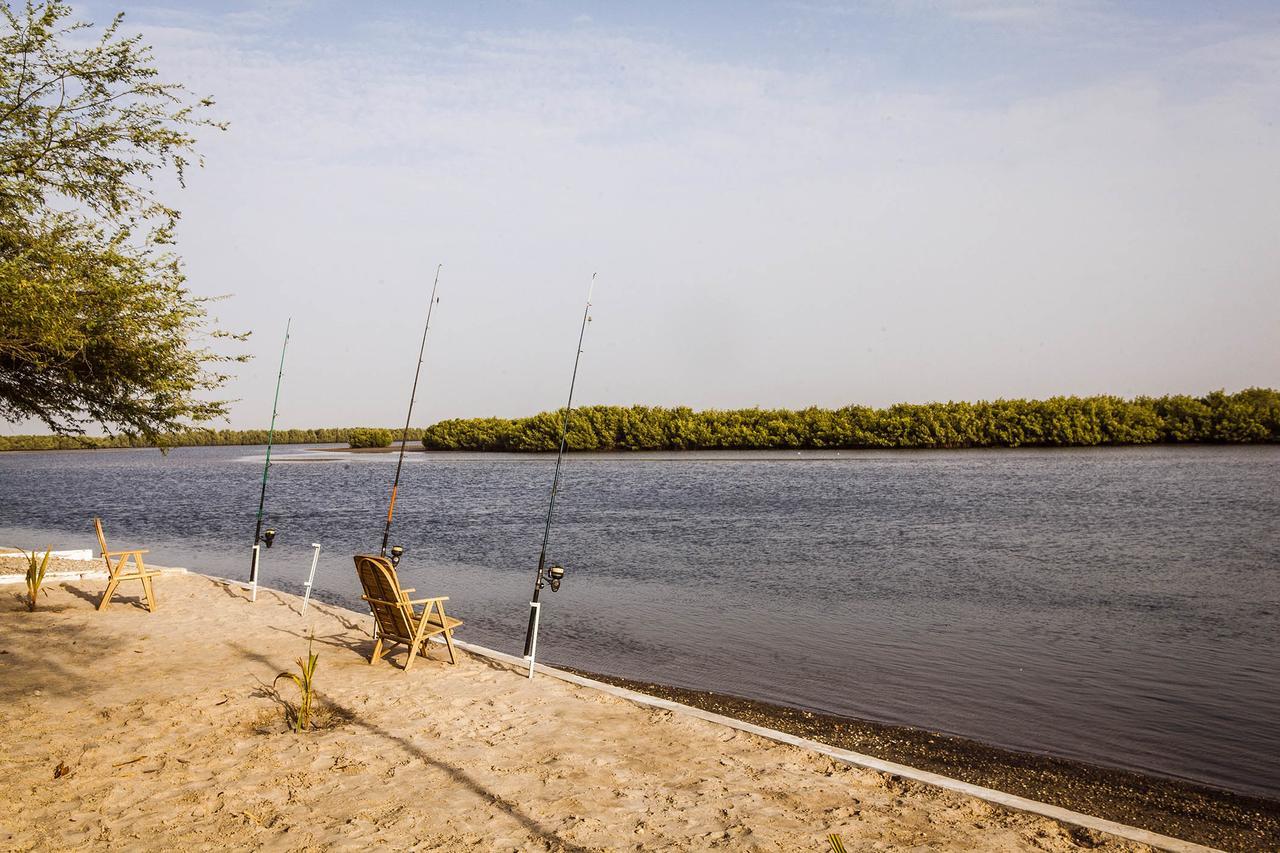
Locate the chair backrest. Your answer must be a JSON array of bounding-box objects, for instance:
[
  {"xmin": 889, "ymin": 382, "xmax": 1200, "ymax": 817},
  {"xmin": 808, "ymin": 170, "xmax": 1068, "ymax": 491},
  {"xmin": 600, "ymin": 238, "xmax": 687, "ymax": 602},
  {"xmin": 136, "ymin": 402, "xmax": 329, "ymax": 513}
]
[
  {"xmin": 93, "ymin": 517, "xmax": 109, "ymax": 557},
  {"xmin": 354, "ymin": 555, "xmax": 414, "ymax": 641}
]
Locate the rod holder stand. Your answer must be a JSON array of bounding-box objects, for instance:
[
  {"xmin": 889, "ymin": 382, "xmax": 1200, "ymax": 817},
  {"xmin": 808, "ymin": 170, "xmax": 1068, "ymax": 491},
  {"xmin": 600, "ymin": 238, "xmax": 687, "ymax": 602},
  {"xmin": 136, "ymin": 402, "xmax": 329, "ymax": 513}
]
[
  {"xmin": 524, "ymin": 601, "xmax": 542, "ymax": 679},
  {"xmin": 250, "ymin": 544, "xmax": 260, "ymax": 602},
  {"xmin": 301, "ymin": 543, "xmax": 322, "ymax": 617}
]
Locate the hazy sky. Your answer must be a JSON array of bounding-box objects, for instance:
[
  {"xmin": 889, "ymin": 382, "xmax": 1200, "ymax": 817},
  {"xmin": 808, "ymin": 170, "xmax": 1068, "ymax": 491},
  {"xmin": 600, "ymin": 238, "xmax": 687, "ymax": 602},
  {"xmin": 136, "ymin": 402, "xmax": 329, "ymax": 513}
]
[{"xmin": 33, "ymin": 1, "xmax": 1280, "ymax": 430}]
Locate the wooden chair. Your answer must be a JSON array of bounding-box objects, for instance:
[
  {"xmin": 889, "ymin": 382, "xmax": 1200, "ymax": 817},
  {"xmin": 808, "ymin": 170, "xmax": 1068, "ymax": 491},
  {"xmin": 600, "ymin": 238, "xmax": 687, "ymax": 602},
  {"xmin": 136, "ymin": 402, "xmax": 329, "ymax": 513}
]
[
  {"xmin": 94, "ymin": 517, "xmax": 159, "ymax": 612},
  {"xmin": 354, "ymin": 555, "xmax": 462, "ymax": 672}
]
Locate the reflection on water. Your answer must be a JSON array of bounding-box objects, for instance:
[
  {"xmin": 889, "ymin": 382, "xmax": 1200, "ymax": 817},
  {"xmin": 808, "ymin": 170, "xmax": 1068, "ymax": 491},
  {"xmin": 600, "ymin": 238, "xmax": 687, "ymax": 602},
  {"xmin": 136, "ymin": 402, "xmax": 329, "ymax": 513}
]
[{"xmin": 1, "ymin": 444, "xmax": 1277, "ymax": 798}]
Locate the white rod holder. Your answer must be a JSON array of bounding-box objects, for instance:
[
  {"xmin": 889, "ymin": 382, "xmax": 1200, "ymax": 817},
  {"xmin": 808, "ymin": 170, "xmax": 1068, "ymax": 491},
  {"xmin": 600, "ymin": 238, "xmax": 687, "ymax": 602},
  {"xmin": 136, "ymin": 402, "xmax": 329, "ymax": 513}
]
[
  {"xmin": 301, "ymin": 543, "xmax": 321, "ymax": 617},
  {"xmin": 525, "ymin": 601, "xmax": 541, "ymax": 679}
]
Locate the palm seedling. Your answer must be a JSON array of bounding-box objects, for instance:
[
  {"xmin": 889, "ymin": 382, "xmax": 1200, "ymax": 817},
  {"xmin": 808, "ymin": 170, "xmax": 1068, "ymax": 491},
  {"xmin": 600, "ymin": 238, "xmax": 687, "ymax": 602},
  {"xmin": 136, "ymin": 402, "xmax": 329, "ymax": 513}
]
[
  {"xmin": 24, "ymin": 548, "xmax": 52, "ymax": 612},
  {"xmin": 274, "ymin": 634, "xmax": 319, "ymax": 732}
]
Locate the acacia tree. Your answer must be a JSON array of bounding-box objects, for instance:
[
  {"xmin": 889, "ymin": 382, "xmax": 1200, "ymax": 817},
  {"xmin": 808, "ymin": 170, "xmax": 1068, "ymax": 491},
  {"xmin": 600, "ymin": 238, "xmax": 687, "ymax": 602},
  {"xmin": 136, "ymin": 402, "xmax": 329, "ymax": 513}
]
[{"xmin": 0, "ymin": 1, "xmax": 243, "ymax": 442}]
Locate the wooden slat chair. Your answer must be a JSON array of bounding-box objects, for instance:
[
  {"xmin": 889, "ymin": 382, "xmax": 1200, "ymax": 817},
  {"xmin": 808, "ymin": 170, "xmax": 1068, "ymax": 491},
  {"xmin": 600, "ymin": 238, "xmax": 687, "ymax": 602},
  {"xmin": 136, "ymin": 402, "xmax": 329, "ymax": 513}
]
[
  {"xmin": 353, "ymin": 555, "xmax": 462, "ymax": 672},
  {"xmin": 94, "ymin": 516, "xmax": 159, "ymax": 612}
]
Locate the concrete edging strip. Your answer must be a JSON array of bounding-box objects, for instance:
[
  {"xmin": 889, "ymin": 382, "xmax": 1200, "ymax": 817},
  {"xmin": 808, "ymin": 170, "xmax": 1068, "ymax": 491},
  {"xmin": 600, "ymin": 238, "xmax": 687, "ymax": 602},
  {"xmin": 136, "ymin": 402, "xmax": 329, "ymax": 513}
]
[
  {"xmin": 0, "ymin": 548, "xmax": 93, "ymax": 561},
  {"xmin": 0, "ymin": 567, "xmax": 188, "ymax": 586},
  {"xmin": 446, "ymin": 637, "xmax": 1220, "ymax": 853}
]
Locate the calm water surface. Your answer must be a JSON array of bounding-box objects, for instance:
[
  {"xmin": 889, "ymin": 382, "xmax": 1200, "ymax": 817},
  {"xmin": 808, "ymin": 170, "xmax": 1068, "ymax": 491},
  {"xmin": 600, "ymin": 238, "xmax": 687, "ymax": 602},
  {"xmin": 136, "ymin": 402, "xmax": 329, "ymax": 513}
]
[{"xmin": 1, "ymin": 444, "xmax": 1276, "ymax": 799}]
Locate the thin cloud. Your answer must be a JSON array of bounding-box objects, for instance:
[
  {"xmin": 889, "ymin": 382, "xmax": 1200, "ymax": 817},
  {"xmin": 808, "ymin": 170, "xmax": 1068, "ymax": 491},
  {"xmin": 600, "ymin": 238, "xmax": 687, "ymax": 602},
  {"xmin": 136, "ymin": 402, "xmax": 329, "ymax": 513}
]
[{"xmin": 57, "ymin": 3, "xmax": 1280, "ymax": 427}]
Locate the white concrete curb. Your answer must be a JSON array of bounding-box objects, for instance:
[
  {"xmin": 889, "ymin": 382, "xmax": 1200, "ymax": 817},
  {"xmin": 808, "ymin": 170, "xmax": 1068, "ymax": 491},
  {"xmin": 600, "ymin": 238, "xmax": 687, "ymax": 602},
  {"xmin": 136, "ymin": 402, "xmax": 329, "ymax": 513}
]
[
  {"xmin": 0, "ymin": 548, "xmax": 93, "ymax": 561},
  {"xmin": 0, "ymin": 566, "xmax": 188, "ymax": 586}
]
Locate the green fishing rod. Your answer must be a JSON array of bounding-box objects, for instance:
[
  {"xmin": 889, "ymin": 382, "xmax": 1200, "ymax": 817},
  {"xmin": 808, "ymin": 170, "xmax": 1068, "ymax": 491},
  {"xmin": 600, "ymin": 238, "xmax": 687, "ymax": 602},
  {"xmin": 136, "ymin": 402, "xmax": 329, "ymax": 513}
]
[
  {"xmin": 523, "ymin": 273, "xmax": 596, "ymax": 675},
  {"xmin": 380, "ymin": 265, "xmax": 443, "ymax": 563},
  {"xmin": 249, "ymin": 317, "xmax": 290, "ymax": 592}
]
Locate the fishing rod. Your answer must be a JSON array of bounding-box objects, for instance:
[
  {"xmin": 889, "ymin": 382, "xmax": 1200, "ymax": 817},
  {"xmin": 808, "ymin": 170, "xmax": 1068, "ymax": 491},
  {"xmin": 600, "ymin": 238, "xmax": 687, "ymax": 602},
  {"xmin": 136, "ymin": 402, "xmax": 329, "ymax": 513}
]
[
  {"xmin": 249, "ymin": 317, "xmax": 291, "ymax": 598},
  {"xmin": 380, "ymin": 264, "xmax": 443, "ymax": 562},
  {"xmin": 523, "ymin": 273, "xmax": 597, "ymax": 676}
]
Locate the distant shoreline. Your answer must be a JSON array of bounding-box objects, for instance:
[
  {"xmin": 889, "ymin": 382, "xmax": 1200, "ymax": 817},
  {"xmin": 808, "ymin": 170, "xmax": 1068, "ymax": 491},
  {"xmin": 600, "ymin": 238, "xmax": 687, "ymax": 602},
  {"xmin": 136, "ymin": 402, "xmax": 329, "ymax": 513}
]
[
  {"xmin": 312, "ymin": 441, "xmax": 1280, "ymax": 457},
  {"xmin": 4, "ymin": 440, "xmax": 1279, "ymax": 456},
  {"xmin": 3, "ymin": 389, "xmax": 1277, "ymax": 453}
]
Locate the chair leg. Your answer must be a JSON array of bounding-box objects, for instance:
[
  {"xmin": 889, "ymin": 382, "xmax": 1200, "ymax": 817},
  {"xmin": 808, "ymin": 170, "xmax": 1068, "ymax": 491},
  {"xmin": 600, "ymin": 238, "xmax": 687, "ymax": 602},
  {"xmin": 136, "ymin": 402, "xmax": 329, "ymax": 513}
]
[
  {"xmin": 98, "ymin": 564, "xmax": 120, "ymax": 612},
  {"xmin": 369, "ymin": 637, "xmax": 383, "ymax": 665},
  {"xmin": 402, "ymin": 640, "xmax": 420, "ymax": 673},
  {"xmin": 403, "ymin": 615, "xmax": 435, "ymax": 674},
  {"xmin": 138, "ymin": 559, "xmax": 157, "ymax": 612},
  {"xmin": 141, "ymin": 575, "xmax": 156, "ymax": 612},
  {"xmin": 442, "ymin": 628, "xmax": 458, "ymax": 665},
  {"xmin": 438, "ymin": 603, "xmax": 458, "ymax": 665}
]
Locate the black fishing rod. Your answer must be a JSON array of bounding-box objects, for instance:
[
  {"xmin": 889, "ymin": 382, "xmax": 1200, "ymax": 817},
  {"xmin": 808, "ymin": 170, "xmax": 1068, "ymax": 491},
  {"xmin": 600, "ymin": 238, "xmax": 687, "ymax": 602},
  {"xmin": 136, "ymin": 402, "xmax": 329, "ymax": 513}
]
[
  {"xmin": 380, "ymin": 264, "xmax": 443, "ymax": 562},
  {"xmin": 523, "ymin": 273, "xmax": 596, "ymax": 673},
  {"xmin": 249, "ymin": 317, "xmax": 290, "ymax": 595}
]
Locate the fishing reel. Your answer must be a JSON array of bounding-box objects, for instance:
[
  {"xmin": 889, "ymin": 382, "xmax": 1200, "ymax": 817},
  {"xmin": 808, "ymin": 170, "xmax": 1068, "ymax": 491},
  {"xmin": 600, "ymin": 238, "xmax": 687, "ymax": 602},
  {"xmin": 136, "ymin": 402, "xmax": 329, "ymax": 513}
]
[
  {"xmin": 257, "ymin": 528, "xmax": 277, "ymax": 549},
  {"xmin": 543, "ymin": 563, "xmax": 566, "ymax": 592},
  {"xmin": 389, "ymin": 545, "xmax": 404, "ymax": 567}
]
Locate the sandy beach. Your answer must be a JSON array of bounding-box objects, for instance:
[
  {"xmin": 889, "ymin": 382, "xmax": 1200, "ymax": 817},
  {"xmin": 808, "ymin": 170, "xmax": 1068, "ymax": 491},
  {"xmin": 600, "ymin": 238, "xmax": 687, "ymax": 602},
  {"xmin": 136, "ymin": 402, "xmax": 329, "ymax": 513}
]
[{"xmin": 0, "ymin": 562, "xmax": 1187, "ymax": 851}]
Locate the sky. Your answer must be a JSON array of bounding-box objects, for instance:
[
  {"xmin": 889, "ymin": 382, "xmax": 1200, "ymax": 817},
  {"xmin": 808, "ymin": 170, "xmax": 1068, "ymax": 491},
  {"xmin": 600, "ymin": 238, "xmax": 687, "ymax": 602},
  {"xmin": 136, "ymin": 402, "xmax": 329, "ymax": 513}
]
[{"xmin": 35, "ymin": 1, "xmax": 1280, "ymax": 430}]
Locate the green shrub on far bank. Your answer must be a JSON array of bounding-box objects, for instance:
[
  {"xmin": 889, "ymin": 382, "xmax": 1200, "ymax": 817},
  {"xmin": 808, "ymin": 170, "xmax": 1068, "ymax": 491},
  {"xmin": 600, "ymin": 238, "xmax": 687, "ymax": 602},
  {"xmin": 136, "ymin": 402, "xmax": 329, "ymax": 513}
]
[
  {"xmin": 348, "ymin": 428, "xmax": 394, "ymax": 449},
  {"xmin": 5, "ymin": 389, "xmax": 1277, "ymax": 454},
  {"xmin": 419, "ymin": 389, "xmax": 1280, "ymax": 452}
]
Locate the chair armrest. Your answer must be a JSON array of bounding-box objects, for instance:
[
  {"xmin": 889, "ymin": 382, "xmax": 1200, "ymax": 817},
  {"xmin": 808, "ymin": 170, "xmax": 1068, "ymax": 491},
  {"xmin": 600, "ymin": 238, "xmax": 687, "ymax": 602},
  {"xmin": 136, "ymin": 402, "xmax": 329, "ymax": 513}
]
[
  {"xmin": 105, "ymin": 549, "xmax": 149, "ymax": 556},
  {"xmin": 400, "ymin": 588, "xmax": 415, "ymax": 593},
  {"xmin": 406, "ymin": 596, "xmax": 449, "ymax": 605}
]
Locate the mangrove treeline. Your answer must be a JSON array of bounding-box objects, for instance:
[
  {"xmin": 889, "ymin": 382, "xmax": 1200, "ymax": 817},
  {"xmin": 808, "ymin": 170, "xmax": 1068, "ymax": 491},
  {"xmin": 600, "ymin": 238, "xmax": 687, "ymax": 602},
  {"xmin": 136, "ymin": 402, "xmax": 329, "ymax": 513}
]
[
  {"xmin": 4, "ymin": 390, "xmax": 1276, "ymax": 452},
  {"xmin": 419, "ymin": 389, "xmax": 1280, "ymax": 452},
  {"xmin": 0, "ymin": 427, "xmax": 424, "ymax": 452}
]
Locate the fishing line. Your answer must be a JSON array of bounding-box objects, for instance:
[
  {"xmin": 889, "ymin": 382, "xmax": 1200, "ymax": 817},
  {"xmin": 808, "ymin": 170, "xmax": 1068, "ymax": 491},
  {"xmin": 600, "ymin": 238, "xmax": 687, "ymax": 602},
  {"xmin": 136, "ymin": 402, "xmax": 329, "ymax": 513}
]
[
  {"xmin": 523, "ymin": 273, "xmax": 597, "ymax": 676},
  {"xmin": 249, "ymin": 317, "xmax": 291, "ymax": 597},
  {"xmin": 381, "ymin": 264, "xmax": 443, "ymax": 560}
]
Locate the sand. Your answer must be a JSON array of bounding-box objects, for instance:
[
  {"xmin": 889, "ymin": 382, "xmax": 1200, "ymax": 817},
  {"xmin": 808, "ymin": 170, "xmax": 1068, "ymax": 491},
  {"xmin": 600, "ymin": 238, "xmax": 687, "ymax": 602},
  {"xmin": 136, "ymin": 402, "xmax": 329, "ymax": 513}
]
[
  {"xmin": 0, "ymin": 567, "xmax": 1154, "ymax": 852},
  {"xmin": 571, "ymin": 675, "xmax": 1276, "ymax": 851}
]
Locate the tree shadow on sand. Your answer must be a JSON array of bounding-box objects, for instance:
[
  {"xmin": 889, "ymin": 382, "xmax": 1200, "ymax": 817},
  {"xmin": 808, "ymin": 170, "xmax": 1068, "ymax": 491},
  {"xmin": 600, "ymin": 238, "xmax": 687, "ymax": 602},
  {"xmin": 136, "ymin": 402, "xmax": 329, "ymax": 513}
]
[
  {"xmin": 330, "ymin": 697, "xmax": 594, "ymax": 853},
  {"xmin": 63, "ymin": 583, "xmax": 150, "ymax": 611},
  {"xmin": 229, "ymin": 641, "xmax": 590, "ymax": 852},
  {"xmin": 0, "ymin": 599, "xmax": 124, "ymax": 703},
  {"xmin": 265, "ymin": 625, "xmax": 377, "ymax": 662}
]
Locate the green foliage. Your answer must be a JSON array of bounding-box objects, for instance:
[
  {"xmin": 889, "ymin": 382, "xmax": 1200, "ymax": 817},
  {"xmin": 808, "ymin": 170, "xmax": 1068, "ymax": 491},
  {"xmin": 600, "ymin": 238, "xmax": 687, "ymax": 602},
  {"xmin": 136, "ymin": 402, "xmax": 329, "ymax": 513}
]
[
  {"xmin": 23, "ymin": 546, "xmax": 51, "ymax": 611},
  {"xmin": 5, "ymin": 390, "xmax": 1276, "ymax": 453},
  {"xmin": 0, "ymin": 426, "xmax": 424, "ymax": 451},
  {"xmin": 420, "ymin": 389, "xmax": 1280, "ymax": 452},
  {"xmin": 273, "ymin": 635, "xmax": 319, "ymax": 733},
  {"xmin": 0, "ymin": 1, "xmax": 242, "ymax": 443},
  {"xmin": 347, "ymin": 427, "xmax": 393, "ymax": 449}
]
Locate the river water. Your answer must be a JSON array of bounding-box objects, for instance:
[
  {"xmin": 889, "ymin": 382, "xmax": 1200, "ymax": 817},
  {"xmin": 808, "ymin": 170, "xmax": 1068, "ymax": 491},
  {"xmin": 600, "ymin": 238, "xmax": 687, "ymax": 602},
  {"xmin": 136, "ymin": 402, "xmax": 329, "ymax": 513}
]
[{"xmin": 1, "ymin": 444, "xmax": 1276, "ymax": 799}]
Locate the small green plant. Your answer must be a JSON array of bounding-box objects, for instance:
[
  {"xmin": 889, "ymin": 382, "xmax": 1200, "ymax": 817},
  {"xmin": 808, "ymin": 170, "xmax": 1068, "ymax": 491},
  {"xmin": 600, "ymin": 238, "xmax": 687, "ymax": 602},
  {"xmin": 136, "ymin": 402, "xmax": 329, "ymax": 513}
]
[
  {"xmin": 828, "ymin": 833, "xmax": 847, "ymax": 853},
  {"xmin": 348, "ymin": 427, "xmax": 393, "ymax": 449},
  {"xmin": 24, "ymin": 548, "xmax": 52, "ymax": 611},
  {"xmin": 274, "ymin": 635, "xmax": 319, "ymax": 732}
]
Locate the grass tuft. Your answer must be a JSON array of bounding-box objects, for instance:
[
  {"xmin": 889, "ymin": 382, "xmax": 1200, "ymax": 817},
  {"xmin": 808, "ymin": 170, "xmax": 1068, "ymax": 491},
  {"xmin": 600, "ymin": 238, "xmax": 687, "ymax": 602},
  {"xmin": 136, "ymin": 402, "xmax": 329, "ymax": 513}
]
[
  {"xmin": 274, "ymin": 634, "xmax": 319, "ymax": 732},
  {"xmin": 24, "ymin": 548, "xmax": 52, "ymax": 611}
]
